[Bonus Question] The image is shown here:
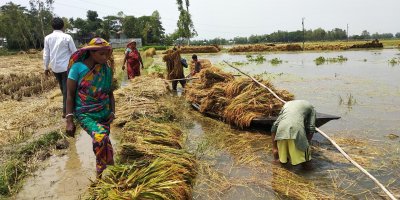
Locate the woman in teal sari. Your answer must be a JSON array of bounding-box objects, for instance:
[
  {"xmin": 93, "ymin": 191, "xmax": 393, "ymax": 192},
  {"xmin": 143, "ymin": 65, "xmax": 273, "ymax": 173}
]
[{"xmin": 65, "ymin": 37, "xmax": 115, "ymax": 177}]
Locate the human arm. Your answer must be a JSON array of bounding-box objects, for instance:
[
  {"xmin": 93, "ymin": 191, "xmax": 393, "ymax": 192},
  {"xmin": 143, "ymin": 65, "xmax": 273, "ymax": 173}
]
[
  {"xmin": 139, "ymin": 52, "xmax": 144, "ymax": 69},
  {"xmin": 68, "ymin": 36, "xmax": 77, "ymax": 54},
  {"xmin": 110, "ymin": 91, "xmax": 115, "ymax": 120},
  {"xmin": 43, "ymin": 37, "xmax": 50, "ymax": 76},
  {"xmin": 66, "ymin": 78, "xmax": 77, "ymax": 137},
  {"xmin": 122, "ymin": 52, "xmax": 127, "ymax": 71},
  {"xmin": 306, "ymin": 107, "xmax": 316, "ymax": 142}
]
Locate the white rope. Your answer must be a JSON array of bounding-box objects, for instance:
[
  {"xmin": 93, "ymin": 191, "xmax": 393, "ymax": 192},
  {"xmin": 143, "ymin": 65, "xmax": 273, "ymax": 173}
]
[{"xmin": 223, "ymin": 60, "xmax": 397, "ymax": 200}]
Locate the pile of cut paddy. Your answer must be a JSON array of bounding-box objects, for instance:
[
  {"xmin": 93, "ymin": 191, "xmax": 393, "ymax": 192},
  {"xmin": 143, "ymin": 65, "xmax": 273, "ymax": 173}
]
[
  {"xmin": 163, "ymin": 45, "xmax": 221, "ymax": 54},
  {"xmin": 89, "ymin": 77, "xmax": 197, "ymax": 200},
  {"xmin": 185, "ymin": 62, "xmax": 294, "ymax": 128}
]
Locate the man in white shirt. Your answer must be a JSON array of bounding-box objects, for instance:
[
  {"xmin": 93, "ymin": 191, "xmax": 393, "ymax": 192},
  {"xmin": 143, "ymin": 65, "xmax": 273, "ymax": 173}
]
[{"xmin": 43, "ymin": 17, "xmax": 77, "ymax": 118}]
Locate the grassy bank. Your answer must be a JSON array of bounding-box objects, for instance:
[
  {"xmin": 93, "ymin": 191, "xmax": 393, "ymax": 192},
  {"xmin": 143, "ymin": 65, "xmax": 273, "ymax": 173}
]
[{"xmin": 0, "ymin": 131, "xmax": 65, "ymax": 197}]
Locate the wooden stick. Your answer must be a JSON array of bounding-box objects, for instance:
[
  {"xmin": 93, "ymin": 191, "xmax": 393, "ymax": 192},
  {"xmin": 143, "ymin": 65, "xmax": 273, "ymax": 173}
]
[
  {"xmin": 223, "ymin": 60, "xmax": 398, "ymax": 200},
  {"xmin": 166, "ymin": 77, "xmax": 199, "ymax": 81},
  {"xmin": 316, "ymin": 128, "xmax": 397, "ymax": 200},
  {"xmin": 223, "ymin": 61, "xmax": 287, "ymax": 103}
]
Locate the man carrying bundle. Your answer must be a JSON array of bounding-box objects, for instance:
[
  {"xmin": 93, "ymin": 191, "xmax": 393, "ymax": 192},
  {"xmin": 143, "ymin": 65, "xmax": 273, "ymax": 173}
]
[
  {"xmin": 163, "ymin": 48, "xmax": 186, "ymax": 91},
  {"xmin": 271, "ymin": 100, "xmax": 316, "ymax": 169}
]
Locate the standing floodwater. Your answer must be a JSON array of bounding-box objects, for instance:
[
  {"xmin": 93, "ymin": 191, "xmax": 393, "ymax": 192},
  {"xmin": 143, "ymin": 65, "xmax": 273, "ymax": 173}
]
[{"xmin": 180, "ymin": 49, "xmax": 400, "ymax": 199}]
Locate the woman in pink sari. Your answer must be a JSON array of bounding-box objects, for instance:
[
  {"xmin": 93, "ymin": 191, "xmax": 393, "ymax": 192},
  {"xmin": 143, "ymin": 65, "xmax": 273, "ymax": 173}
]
[{"xmin": 122, "ymin": 40, "xmax": 143, "ymax": 79}]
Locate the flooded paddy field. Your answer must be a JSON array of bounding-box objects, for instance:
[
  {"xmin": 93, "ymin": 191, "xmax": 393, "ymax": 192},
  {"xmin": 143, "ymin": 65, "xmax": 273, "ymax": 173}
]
[
  {"xmin": 178, "ymin": 49, "xmax": 400, "ymax": 199},
  {"xmin": 2, "ymin": 48, "xmax": 399, "ymax": 199}
]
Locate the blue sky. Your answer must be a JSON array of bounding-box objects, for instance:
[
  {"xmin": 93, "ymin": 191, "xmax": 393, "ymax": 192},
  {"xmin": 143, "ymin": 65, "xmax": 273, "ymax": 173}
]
[{"xmin": 3, "ymin": 0, "xmax": 400, "ymax": 39}]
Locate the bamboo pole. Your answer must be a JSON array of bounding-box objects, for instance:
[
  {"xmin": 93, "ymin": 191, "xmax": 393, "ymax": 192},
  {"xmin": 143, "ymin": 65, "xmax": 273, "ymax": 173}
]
[{"xmin": 223, "ymin": 60, "xmax": 398, "ymax": 200}]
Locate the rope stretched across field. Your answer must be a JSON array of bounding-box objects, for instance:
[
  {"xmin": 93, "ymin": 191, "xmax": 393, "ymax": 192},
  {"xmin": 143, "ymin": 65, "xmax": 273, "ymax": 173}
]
[{"xmin": 223, "ymin": 60, "xmax": 397, "ymax": 200}]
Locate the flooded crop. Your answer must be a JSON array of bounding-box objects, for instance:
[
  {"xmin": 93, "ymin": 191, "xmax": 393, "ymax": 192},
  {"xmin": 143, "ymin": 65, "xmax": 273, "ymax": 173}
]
[{"xmin": 314, "ymin": 55, "xmax": 348, "ymax": 65}]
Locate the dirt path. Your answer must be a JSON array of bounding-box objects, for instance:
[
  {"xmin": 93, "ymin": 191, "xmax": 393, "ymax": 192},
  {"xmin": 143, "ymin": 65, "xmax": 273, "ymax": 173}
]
[{"xmin": 15, "ymin": 130, "xmax": 96, "ymax": 200}]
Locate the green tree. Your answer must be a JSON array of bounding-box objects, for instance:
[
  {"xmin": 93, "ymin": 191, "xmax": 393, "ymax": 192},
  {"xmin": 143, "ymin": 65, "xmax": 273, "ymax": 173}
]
[
  {"xmin": 122, "ymin": 16, "xmax": 140, "ymax": 38},
  {"xmin": 148, "ymin": 11, "xmax": 165, "ymax": 44},
  {"xmin": 28, "ymin": 0, "xmax": 54, "ymax": 48},
  {"xmin": 86, "ymin": 10, "xmax": 102, "ymax": 36},
  {"xmin": 0, "ymin": 3, "xmax": 32, "ymax": 49},
  {"xmin": 361, "ymin": 30, "xmax": 370, "ymax": 39},
  {"xmin": 312, "ymin": 28, "xmax": 326, "ymax": 41},
  {"xmin": 176, "ymin": 0, "xmax": 196, "ymax": 44}
]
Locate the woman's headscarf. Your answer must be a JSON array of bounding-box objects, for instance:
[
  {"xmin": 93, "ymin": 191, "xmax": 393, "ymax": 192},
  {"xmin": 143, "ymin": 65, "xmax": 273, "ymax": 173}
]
[
  {"xmin": 126, "ymin": 40, "xmax": 137, "ymax": 49},
  {"xmin": 68, "ymin": 37, "xmax": 112, "ymax": 70}
]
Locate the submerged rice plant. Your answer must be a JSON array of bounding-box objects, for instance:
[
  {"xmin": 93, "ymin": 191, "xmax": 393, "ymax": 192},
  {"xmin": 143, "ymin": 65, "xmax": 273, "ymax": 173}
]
[
  {"xmin": 269, "ymin": 57, "xmax": 283, "ymax": 65},
  {"xmin": 314, "ymin": 55, "xmax": 348, "ymax": 65},
  {"xmin": 246, "ymin": 54, "xmax": 267, "ymax": 64},
  {"xmin": 388, "ymin": 57, "xmax": 400, "ymax": 66}
]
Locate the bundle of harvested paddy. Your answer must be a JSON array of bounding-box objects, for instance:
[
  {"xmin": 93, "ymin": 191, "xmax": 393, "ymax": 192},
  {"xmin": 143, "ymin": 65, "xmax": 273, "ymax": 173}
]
[
  {"xmin": 91, "ymin": 158, "xmax": 192, "ymax": 200},
  {"xmin": 350, "ymin": 40, "xmax": 383, "ymax": 49},
  {"xmin": 198, "ymin": 83, "xmax": 229, "ymax": 116},
  {"xmin": 223, "ymin": 85, "xmax": 294, "ymax": 128},
  {"xmin": 185, "ymin": 65, "xmax": 295, "ymax": 127},
  {"xmin": 284, "ymin": 44, "xmax": 302, "ymax": 51},
  {"xmin": 91, "ymin": 75, "xmax": 197, "ymax": 200},
  {"xmin": 163, "ymin": 46, "xmax": 221, "ymax": 54},
  {"xmin": 229, "ymin": 44, "xmax": 303, "ymax": 52},
  {"xmin": 228, "ymin": 44, "xmax": 273, "ymax": 52},
  {"xmin": 162, "ymin": 50, "xmax": 184, "ymax": 80},
  {"xmin": 198, "ymin": 67, "xmax": 234, "ymax": 88},
  {"xmin": 224, "ymin": 78, "xmax": 254, "ymax": 98},
  {"xmin": 304, "ymin": 44, "xmax": 350, "ymax": 51},
  {"xmin": 189, "ymin": 59, "xmax": 212, "ymax": 72},
  {"xmin": 144, "ymin": 47, "xmax": 157, "ymax": 57}
]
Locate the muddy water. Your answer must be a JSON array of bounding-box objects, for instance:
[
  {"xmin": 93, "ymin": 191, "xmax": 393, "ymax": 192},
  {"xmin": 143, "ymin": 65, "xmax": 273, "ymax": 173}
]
[
  {"xmin": 15, "ymin": 130, "xmax": 117, "ymax": 200},
  {"xmin": 207, "ymin": 49, "xmax": 400, "ymax": 140},
  {"xmin": 181, "ymin": 49, "xmax": 400, "ymax": 199}
]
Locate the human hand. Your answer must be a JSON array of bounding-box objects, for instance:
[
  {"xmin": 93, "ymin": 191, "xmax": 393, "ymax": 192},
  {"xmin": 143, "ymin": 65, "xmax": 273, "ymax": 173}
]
[
  {"xmin": 110, "ymin": 112, "xmax": 116, "ymax": 122},
  {"xmin": 66, "ymin": 119, "xmax": 76, "ymax": 137}
]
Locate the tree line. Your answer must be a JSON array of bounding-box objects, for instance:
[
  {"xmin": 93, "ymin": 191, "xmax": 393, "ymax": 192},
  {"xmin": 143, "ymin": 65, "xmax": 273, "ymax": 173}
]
[
  {"xmin": 191, "ymin": 28, "xmax": 400, "ymax": 45},
  {"xmin": 0, "ymin": 0, "xmax": 196, "ymax": 50},
  {"xmin": 1, "ymin": 1, "xmax": 399, "ymax": 50}
]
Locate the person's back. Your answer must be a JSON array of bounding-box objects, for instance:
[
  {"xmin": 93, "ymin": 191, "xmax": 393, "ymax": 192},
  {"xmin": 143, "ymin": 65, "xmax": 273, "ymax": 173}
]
[
  {"xmin": 43, "ymin": 17, "xmax": 77, "ymax": 118},
  {"xmin": 271, "ymin": 100, "xmax": 316, "ymax": 168},
  {"xmin": 43, "ymin": 24, "xmax": 76, "ymax": 73},
  {"xmin": 274, "ymin": 100, "xmax": 315, "ymax": 140}
]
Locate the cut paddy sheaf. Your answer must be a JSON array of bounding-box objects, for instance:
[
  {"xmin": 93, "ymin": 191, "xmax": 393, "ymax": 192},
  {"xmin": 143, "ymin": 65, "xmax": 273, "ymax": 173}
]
[
  {"xmin": 185, "ymin": 61, "xmax": 294, "ymax": 128},
  {"xmin": 163, "ymin": 45, "xmax": 221, "ymax": 54},
  {"xmin": 0, "ymin": 73, "xmax": 58, "ymax": 101},
  {"xmin": 88, "ymin": 77, "xmax": 197, "ymax": 200}
]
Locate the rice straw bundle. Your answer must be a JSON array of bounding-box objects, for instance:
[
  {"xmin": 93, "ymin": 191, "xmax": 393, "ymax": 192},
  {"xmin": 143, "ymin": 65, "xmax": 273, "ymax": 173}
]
[
  {"xmin": 145, "ymin": 47, "xmax": 157, "ymax": 57},
  {"xmin": 185, "ymin": 64, "xmax": 295, "ymax": 128},
  {"xmin": 162, "ymin": 50, "xmax": 184, "ymax": 80},
  {"xmin": 163, "ymin": 46, "xmax": 221, "ymax": 54}
]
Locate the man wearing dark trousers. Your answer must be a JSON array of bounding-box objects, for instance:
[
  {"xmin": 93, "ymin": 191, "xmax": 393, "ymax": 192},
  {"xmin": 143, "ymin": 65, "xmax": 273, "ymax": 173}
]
[{"xmin": 43, "ymin": 17, "xmax": 77, "ymax": 117}]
